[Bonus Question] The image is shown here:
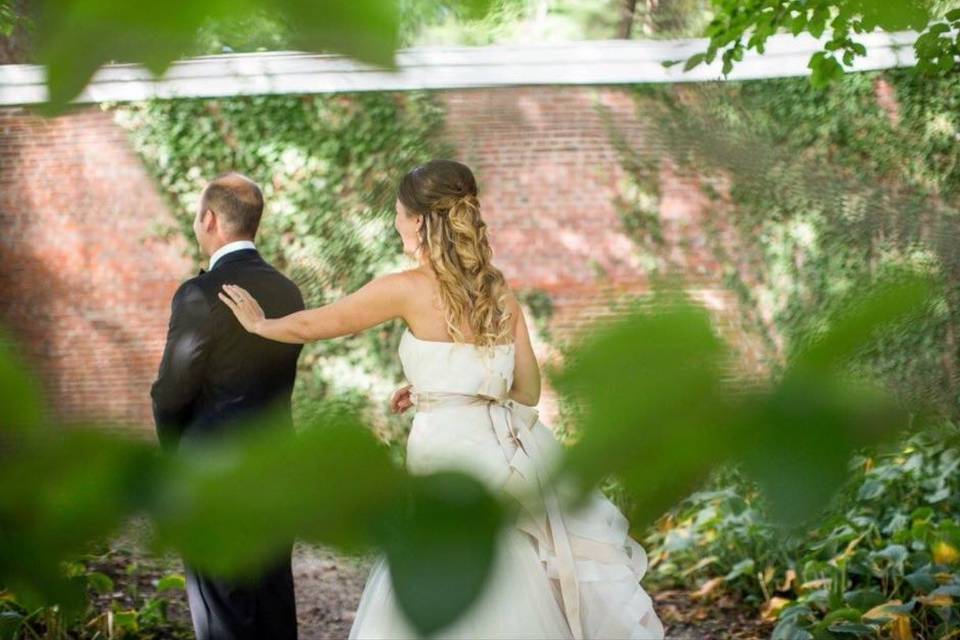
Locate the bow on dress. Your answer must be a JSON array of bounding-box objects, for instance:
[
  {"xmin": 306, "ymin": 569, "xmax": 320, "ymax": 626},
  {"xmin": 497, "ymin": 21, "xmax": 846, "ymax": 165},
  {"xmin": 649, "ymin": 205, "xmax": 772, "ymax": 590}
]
[{"xmin": 411, "ymin": 373, "xmax": 586, "ymax": 640}]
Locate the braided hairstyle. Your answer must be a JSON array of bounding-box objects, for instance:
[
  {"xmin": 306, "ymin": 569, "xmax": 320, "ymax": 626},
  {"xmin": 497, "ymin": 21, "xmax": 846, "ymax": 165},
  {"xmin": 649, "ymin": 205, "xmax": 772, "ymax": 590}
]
[{"xmin": 398, "ymin": 160, "xmax": 511, "ymax": 348}]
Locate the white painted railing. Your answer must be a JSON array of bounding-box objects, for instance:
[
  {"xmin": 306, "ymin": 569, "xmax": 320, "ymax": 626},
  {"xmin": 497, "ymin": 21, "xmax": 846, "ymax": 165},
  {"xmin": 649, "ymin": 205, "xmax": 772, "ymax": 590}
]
[{"xmin": 0, "ymin": 30, "xmax": 921, "ymax": 106}]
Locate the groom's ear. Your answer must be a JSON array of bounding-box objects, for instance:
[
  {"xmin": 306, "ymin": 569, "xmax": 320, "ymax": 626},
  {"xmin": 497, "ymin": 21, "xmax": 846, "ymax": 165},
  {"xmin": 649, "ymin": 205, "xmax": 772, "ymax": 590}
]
[{"xmin": 201, "ymin": 207, "xmax": 217, "ymax": 232}]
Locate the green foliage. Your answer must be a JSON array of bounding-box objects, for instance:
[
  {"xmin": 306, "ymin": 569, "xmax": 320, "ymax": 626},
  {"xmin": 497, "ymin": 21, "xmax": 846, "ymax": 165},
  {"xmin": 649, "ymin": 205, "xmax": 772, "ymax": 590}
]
[
  {"xmin": 555, "ymin": 286, "xmax": 737, "ymax": 523},
  {"xmin": 192, "ymin": 10, "xmax": 295, "ymax": 55},
  {"xmin": 0, "ymin": 271, "xmax": 939, "ymax": 636},
  {"xmin": 33, "ymin": 0, "xmax": 399, "ymax": 110},
  {"xmin": 679, "ymin": 0, "xmax": 960, "ymax": 87},
  {"xmin": 0, "ymin": 0, "xmax": 20, "ymax": 38},
  {"xmin": 114, "ymin": 91, "xmax": 449, "ymax": 447},
  {"xmin": 614, "ymin": 68, "xmax": 960, "ymax": 636},
  {"xmin": 0, "ymin": 547, "xmax": 191, "ymax": 639},
  {"xmin": 516, "ymin": 288, "xmax": 555, "ymax": 341},
  {"xmin": 646, "ymin": 426, "xmax": 960, "ymax": 638},
  {"xmin": 29, "ymin": 0, "xmax": 497, "ymax": 112},
  {"xmin": 153, "ymin": 412, "xmax": 403, "ymax": 572},
  {"xmin": 379, "ymin": 472, "xmax": 503, "ymax": 635},
  {"xmin": 784, "ymin": 427, "xmax": 960, "ymax": 638},
  {"xmin": 0, "ymin": 425, "xmax": 160, "ymax": 617},
  {"xmin": 403, "ymin": 0, "xmax": 712, "ymax": 46},
  {"xmin": 616, "ymin": 70, "xmax": 960, "ymax": 419},
  {"xmin": 644, "ymin": 466, "xmax": 790, "ymax": 604},
  {"xmin": 555, "ymin": 272, "xmax": 934, "ymax": 532},
  {"xmin": 0, "ymin": 337, "xmax": 506, "ymax": 636}
]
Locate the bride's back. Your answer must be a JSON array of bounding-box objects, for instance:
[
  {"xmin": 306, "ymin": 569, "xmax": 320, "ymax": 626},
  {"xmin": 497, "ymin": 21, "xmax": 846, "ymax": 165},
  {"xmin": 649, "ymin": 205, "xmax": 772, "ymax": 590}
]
[
  {"xmin": 394, "ymin": 159, "xmax": 540, "ymax": 407},
  {"xmin": 399, "ymin": 266, "xmax": 517, "ymax": 346}
]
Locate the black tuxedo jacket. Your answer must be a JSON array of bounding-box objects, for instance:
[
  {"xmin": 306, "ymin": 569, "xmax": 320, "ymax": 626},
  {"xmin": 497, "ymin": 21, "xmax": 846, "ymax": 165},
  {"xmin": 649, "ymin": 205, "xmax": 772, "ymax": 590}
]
[{"xmin": 151, "ymin": 248, "xmax": 305, "ymax": 451}]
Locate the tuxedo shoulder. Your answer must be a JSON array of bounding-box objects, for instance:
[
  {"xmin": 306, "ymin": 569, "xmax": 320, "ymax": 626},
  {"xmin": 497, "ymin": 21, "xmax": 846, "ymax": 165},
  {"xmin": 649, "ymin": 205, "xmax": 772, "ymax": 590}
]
[
  {"xmin": 167, "ymin": 277, "xmax": 215, "ymax": 317},
  {"xmin": 174, "ymin": 276, "xmax": 208, "ymax": 297},
  {"xmin": 182, "ymin": 269, "xmax": 245, "ymax": 305},
  {"xmin": 259, "ymin": 262, "xmax": 305, "ymax": 299}
]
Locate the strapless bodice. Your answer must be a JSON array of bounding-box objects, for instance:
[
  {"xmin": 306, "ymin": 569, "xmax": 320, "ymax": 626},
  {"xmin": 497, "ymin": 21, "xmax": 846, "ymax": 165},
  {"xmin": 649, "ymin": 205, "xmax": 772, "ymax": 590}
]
[{"xmin": 398, "ymin": 328, "xmax": 515, "ymax": 396}]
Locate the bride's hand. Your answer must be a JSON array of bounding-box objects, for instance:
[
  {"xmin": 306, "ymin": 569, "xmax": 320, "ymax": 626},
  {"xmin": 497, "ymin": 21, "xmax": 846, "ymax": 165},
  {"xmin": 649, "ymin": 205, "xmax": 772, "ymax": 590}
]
[
  {"xmin": 219, "ymin": 284, "xmax": 266, "ymax": 334},
  {"xmin": 390, "ymin": 384, "xmax": 413, "ymax": 414}
]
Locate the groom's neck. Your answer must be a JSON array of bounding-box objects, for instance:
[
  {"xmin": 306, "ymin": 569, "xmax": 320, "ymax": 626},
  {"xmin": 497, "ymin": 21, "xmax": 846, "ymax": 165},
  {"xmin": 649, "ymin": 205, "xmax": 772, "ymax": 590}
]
[{"xmin": 206, "ymin": 235, "xmax": 255, "ymax": 257}]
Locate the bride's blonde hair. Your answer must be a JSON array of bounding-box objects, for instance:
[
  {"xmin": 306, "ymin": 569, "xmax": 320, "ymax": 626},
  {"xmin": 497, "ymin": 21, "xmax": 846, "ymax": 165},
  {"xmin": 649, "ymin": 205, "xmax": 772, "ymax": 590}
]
[{"xmin": 398, "ymin": 160, "xmax": 511, "ymax": 348}]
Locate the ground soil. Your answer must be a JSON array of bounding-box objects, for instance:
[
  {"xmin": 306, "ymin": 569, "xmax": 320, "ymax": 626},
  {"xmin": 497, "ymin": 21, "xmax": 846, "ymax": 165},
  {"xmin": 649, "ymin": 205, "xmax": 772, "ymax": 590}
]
[{"xmin": 87, "ymin": 536, "xmax": 775, "ymax": 639}]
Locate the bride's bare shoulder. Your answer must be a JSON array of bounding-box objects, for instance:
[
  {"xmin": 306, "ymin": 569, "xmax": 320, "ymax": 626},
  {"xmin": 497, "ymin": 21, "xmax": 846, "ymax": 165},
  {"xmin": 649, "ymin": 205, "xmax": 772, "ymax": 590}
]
[
  {"xmin": 367, "ymin": 268, "xmax": 421, "ymax": 287},
  {"xmin": 364, "ymin": 268, "xmax": 433, "ymax": 303},
  {"xmin": 391, "ymin": 267, "xmax": 434, "ymax": 291},
  {"xmin": 500, "ymin": 283, "xmax": 520, "ymax": 309},
  {"xmin": 502, "ymin": 286, "xmax": 523, "ymax": 329}
]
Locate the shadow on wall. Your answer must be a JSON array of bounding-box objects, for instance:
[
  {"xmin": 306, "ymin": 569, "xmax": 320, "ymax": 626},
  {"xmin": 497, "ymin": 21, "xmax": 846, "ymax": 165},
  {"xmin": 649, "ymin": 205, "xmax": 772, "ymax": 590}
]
[
  {"xmin": 0, "ymin": 242, "xmax": 172, "ymax": 434},
  {"xmin": 0, "ymin": 106, "xmax": 192, "ymax": 434},
  {"xmin": 442, "ymin": 87, "xmax": 651, "ymax": 292}
]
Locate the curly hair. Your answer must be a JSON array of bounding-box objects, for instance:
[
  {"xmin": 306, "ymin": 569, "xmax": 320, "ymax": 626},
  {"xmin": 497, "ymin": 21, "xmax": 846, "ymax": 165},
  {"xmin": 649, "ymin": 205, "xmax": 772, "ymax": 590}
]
[{"xmin": 398, "ymin": 160, "xmax": 511, "ymax": 348}]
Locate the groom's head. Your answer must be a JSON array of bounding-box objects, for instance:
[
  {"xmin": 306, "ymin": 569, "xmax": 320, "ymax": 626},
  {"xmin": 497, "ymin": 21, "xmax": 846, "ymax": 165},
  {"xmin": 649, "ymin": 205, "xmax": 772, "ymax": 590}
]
[{"xmin": 194, "ymin": 172, "xmax": 264, "ymax": 257}]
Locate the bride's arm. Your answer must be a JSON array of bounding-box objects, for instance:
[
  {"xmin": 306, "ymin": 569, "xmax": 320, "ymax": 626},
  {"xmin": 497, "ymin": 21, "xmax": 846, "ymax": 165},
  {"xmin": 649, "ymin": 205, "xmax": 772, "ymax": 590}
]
[
  {"xmin": 219, "ymin": 273, "xmax": 409, "ymax": 344},
  {"xmin": 509, "ymin": 295, "xmax": 541, "ymax": 406}
]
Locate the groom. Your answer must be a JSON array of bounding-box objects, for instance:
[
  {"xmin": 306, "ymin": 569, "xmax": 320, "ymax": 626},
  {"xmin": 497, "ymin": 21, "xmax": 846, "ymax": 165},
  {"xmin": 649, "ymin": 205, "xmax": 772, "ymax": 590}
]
[{"xmin": 151, "ymin": 172, "xmax": 304, "ymax": 640}]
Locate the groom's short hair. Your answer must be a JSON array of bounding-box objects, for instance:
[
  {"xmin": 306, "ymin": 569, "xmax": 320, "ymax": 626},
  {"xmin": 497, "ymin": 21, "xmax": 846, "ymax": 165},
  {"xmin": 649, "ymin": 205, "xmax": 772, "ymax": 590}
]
[{"xmin": 201, "ymin": 173, "xmax": 264, "ymax": 238}]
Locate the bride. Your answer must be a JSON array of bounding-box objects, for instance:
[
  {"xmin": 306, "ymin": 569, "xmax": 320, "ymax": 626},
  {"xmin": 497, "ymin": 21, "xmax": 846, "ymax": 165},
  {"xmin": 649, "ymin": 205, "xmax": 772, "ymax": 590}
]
[{"xmin": 219, "ymin": 159, "xmax": 665, "ymax": 639}]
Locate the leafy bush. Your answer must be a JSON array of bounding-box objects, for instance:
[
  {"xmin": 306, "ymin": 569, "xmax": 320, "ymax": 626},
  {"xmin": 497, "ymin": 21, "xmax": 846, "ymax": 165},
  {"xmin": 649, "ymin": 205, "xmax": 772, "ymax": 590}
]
[
  {"xmin": 646, "ymin": 424, "xmax": 960, "ymax": 639},
  {"xmin": 617, "ymin": 68, "xmax": 960, "ymax": 638},
  {"xmin": 0, "ymin": 551, "xmax": 190, "ymax": 640},
  {"xmin": 679, "ymin": 1, "xmax": 960, "ymax": 87}
]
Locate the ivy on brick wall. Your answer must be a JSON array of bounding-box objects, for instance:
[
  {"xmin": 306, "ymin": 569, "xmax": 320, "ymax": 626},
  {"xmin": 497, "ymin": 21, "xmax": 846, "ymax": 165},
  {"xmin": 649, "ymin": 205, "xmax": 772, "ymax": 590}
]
[
  {"xmin": 614, "ymin": 69, "xmax": 960, "ymax": 419},
  {"xmin": 113, "ymin": 92, "xmax": 450, "ymax": 448}
]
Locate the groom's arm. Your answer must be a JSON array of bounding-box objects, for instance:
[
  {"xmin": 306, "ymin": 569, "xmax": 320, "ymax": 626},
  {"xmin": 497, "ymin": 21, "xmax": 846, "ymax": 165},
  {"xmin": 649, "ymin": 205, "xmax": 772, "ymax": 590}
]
[{"xmin": 151, "ymin": 280, "xmax": 212, "ymax": 452}]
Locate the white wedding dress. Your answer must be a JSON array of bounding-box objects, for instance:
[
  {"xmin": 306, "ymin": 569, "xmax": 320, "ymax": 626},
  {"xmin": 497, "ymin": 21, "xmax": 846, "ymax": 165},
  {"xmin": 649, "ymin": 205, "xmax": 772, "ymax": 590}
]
[{"xmin": 348, "ymin": 330, "xmax": 665, "ymax": 639}]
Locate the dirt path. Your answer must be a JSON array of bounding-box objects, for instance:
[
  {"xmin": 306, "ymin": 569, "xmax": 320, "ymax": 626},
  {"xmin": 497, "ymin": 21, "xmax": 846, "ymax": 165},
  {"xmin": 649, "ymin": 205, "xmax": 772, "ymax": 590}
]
[
  {"xmin": 291, "ymin": 547, "xmax": 775, "ymax": 639},
  {"xmin": 292, "ymin": 544, "xmax": 369, "ymax": 639},
  {"xmin": 91, "ymin": 539, "xmax": 773, "ymax": 639}
]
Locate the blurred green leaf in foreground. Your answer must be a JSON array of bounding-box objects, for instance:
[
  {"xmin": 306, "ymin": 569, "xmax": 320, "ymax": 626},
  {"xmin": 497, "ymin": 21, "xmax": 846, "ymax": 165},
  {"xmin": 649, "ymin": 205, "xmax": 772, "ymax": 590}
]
[
  {"xmin": 27, "ymin": 0, "xmax": 495, "ymax": 113},
  {"xmin": 0, "ymin": 269, "xmax": 940, "ymax": 635},
  {"xmin": 555, "ymin": 271, "xmax": 939, "ymax": 530},
  {"xmin": 0, "ymin": 337, "xmax": 503, "ymax": 636}
]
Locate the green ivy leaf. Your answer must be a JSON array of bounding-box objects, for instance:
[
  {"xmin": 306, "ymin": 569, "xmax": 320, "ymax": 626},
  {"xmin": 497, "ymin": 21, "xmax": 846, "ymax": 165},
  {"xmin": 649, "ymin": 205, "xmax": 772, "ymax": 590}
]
[
  {"xmin": 85, "ymin": 572, "xmax": 114, "ymax": 595},
  {"xmin": 843, "ymin": 0, "xmax": 930, "ymax": 31},
  {"xmin": 809, "ymin": 52, "xmax": 844, "ymax": 88},
  {"xmin": 825, "ymin": 621, "xmax": 877, "ymax": 636},
  {"xmin": 112, "ymin": 609, "xmax": 139, "ymax": 632},
  {"xmin": 684, "ymin": 52, "xmax": 707, "ymax": 72},
  {"xmin": 857, "ymin": 479, "xmax": 885, "ymax": 501},
  {"xmin": 155, "ymin": 574, "xmax": 186, "ymax": 592}
]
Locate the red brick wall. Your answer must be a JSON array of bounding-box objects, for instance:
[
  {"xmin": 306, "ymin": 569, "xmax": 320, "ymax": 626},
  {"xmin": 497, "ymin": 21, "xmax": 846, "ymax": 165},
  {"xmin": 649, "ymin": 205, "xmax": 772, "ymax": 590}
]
[
  {"xmin": 441, "ymin": 87, "xmax": 766, "ymax": 374},
  {"xmin": 0, "ymin": 87, "xmax": 758, "ymax": 432},
  {"xmin": 0, "ymin": 107, "xmax": 192, "ymax": 430},
  {"xmin": 443, "ymin": 87, "xmax": 648, "ymax": 293}
]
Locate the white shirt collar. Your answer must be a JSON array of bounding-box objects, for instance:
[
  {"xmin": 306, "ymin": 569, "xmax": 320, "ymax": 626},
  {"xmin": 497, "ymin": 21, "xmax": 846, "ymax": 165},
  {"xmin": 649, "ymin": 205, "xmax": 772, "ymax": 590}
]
[{"xmin": 209, "ymin": 240, "xmax": 256, "ymax": 270}]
